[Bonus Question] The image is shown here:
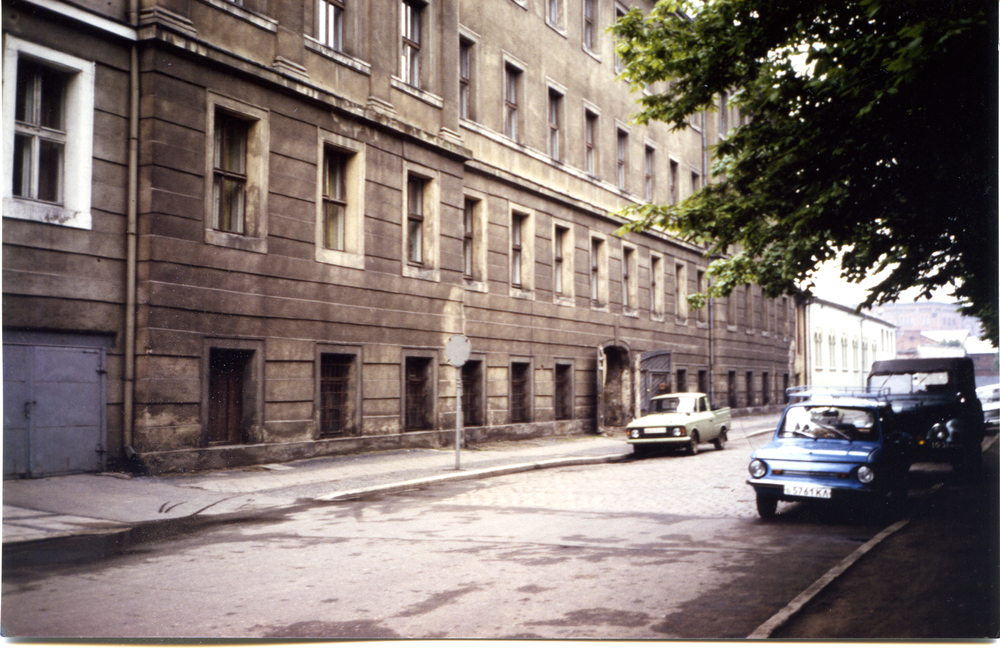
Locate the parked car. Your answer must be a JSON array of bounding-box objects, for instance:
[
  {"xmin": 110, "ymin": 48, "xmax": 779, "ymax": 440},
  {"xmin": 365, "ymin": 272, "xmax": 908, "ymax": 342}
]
[
  {"xmin": 867, "ymin": 357, "xmax": 985, "ymax": 474},
  {"xmin": 976, "ymin": 383, "xmax": 999, "ymax": 430},
  {"xmin": 625, "ymin": 392, "xmax": 730, "ymax": 456},
  {"xmin": 747, "ymin": 392, "xmax": 912, "ymax": 519}
]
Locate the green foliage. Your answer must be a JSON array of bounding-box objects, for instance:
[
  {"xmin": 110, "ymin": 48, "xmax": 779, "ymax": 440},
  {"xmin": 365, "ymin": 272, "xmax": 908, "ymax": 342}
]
[{"xmin": 612, "ymin": 0, "xmax": 997, "ymax": 344}]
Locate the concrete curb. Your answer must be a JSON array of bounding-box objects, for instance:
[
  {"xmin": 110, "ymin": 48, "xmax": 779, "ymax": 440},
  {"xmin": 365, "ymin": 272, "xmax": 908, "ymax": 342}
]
[
  {"xmin": 314, "ymin": 452, "xmax": 631, "ymax": 501},
  {"xmin": 746, "ymin": 517, "xmax": 913, "ymax": 639}
]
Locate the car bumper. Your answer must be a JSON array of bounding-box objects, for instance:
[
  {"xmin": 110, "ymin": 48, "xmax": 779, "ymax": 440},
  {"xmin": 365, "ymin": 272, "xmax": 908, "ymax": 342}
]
[
  {"xmin": 747, "ymin": 478, "xmax": 877, "ymax": 503},
  {"xmin": 627, "ymin": 436, "xmax": 693, "ymax": 447}
]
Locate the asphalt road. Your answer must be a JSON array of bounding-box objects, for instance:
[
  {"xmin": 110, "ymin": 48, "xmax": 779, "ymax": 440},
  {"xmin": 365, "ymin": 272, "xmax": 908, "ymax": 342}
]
[{"xmin": 2, "ymin": 431, "xmax": 994, "ymax": 639}]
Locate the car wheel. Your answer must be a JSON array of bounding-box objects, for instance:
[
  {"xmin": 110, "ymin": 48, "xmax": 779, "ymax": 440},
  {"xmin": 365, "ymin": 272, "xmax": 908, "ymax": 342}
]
[
  {"xmin": 756, "ymin": 494, "xmax": 778, "ymax": 519},
  {"xmin": 687, "ymin": 431, "xmax": 699, "ymax": 456},
  {"xmin": 713, "ymin": 428, "xmax": 727, "ymax": 450}
]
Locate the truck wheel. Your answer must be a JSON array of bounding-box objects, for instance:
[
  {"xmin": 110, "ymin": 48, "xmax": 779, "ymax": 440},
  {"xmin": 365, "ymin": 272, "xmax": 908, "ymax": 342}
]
[
  {"xmin": 687, "ymin": 432, "xmax": 700, "ymax": 455},
  {"xmin": 756, "ymin": 494, "xmax": 778, "ymax": 519},
  {"xmin": 713, "ymin": 428, "xmax": 727, "ymax": 450}
]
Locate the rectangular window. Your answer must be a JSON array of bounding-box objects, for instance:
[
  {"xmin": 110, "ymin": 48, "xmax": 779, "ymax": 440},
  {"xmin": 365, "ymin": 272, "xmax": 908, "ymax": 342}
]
[
  {"xmin": 676, "ymin": 368, "xmax": 688, "ymax": 393},
  {"xmin": 13, "ymin": 58, "xmax": 68, "ymax": 205},
  {"xmin": 616, "ymin": 129, "xmax": 628, "ymax": 190},
  {"xmin": 644, "ymin": 146, "xmax": 655, "ymax": 201},
  {"xmin": 401, "ymin": 0, "xmax": 422, "ymax": 88},
  {"xmin": 762, "ymin": 371, "xmax": 771, "ymax": 406},
  {"xmin": 842, "ymin": 336, "xmax": 849, "ymax": 371},
  {"xmin": 585, "ymin": 110, "xmax": 598, "ymax": 176},
  {"xmin": 459, "ymin": 38, "xmax": 473, "ymax": 120},
  {"xmin": 622, "ymin": 246, "xmax": 637, "ymax": 310},
  {"xmin": 406, "ymin": 175, "xmax": 425, "ymax": 265},
  {"xmin": 504, "ymin": 64, "xmax": 520, "ymax": 140},
  {"xmin": 548, "ymin": 89, "xmax": 562, "ymax": 161},
  {"xmin": 317, "ymin": 0, "xmax": 344, "ymax": 51},
  {"xmin": 404, "ymin": 356, "xmax": 432, "ymax": 431},
  {"xmin": 555, "ymin": 363, "xmax": 573, "ymax": 420},
  {"xmin": 461, "ymin": 360, "xmax": 483, "ymax": 426},
  {"xmin": 719, "ymin": 91, "xmax": 728, "ymax": 135},
  {"xmin": 728, "ymin": 370, "xmax": 737, "ymax": 408},
  {"xmin": 675, "ymin": 262, "xmax": 688, "ymax": 319},
  {"xmin": 510, "ymin": 361, "xmax": 531, "ymax": 423},
  {"xmin": 322, "ymin": 148, "xmax": 347, "ymax": 250},
  {"xmin": 583, "ymin": 0, "xmax": 596, "ymax": 51},
  {"xmin": 669, "ymin": 159, "xmax": 679, "ymax": 205},
  {"xmin": 319, "ymin": 353, "xmax": 354, "ymax": 437},
  {"xmin": 547, "ymin": 0, "xmax": 561, "ymax": 26},
  {"xmin": 651, "ymin": 254, "xmax": 664, "ymax": 316},
  {"xmin": 691, "ymin": 171, "xmax": 701, "ymax": 193},
  {"xmin": 5, "ymin": 38, "xmax": 95, "ymax": 230},
  {"xmin": 213, "ymin": 111, "xmax": 249, "ymax": 234},
  {"xmin": 698, "ymin": 369, "xmax": 709, "ymax": 395},
  {"xmin": 815, "ymin": 332, "xmax": 824, "ymax": 369},
  {"xmin": 614, "ymin": 5, "xmax": 626, "ymax": 72},
  {"xmin": 744, "ymin": 283, "xmax": 753, "ymax": 328},
  {"xmin": 829, "ymin": 335, "xmax": 837, "ymax": 370},
  {"xmin": 590, "ymin": 237, "xmax": 601, "ymax": 302},
  {"xmin": 511, "ymin": 212, "xmax": 525, "ymax": 287},
  {"xmin": 696, "ymin": 269, "xmax": 706, "ymax": 323},
  {"xmin": 746, "ymin": 371, "xmax": 755, "ymax": 407},
  {"xmin": 463, "ymin": 198, "xmax": 475, "ymax": 277},
  {"xmin": 554, "ymin": 226, "xmax": 567, "ymax": 295}
]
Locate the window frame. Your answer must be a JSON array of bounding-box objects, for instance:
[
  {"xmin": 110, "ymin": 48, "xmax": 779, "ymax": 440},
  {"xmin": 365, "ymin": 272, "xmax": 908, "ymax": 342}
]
[
  {"xmin": 582, "ymin": 0, "xmax": 599, "ymax": 55},
  {"xmin": 590, "ymin": 232, "xmax": 609, "ymax": 309},
  {"xmin": 509, "ymin": 359, "xmax": 533, "ymax": 423},
  {"xmin": 462, "ymin": 189, "xmax": 489, "ymax": 292},
  {"xmin": 459, "ymin": 36, "xmax": 474, "ymax": 121},
  {"xmin": 316, "ymin": 0, "xmax": 345, "ymax": 51},
  {"xmin": 616, "ymin": 127, "xmax": 629, "ymax": 191},
  {"xmin": 3, "ymin": 37, "xmax": 95, "ymax": 230},
  {"xmin": 622, "ymin": 245, "xmax": 638, "ymax": 315},
  {"xmin": 316, "ymin": 130, "xmax": 365, "ymax": 268},
  {"xmin": 548, "ymin": 87, "xmax": 563, "ymax": 162},
  {"xmin": 584, "ymin": 108, "xmax": 599, "ymax": 177},
  {"xmin": 315, "ymin": 344, "xmax": 363, "ymax": 438},
  {"xmin": 401, "ymin": 161, "xmax": 440, "ymax": 281},
  {"xmin": 204, "ymin": 93, "xmax": 269, "ymax": 253},
  {"xmin": 643, "ymin": 144, "xmax": 655, "ymax": 202},
  {"xmin": 508, "ymin": 204, "xmax": 535, "ymax": 298},
  {"xmin": 400, "ymin": 0, "xmax": 423, "ymax": 88},
  {"xmin": 461, "ymin": 357, "xmax": 486, "ymax": 427},
  {"xmin": 552, "ymin": 221, "xmax": 575, "ymax": 304},
  {"xmin": 650, "ymin": 253, "xmax": 665, "ymax": 319},
  {"xmin": 554, "ymin": 361, "xmax": 574, "ymax": 421},
  {"xmin": 402, "ymin": 350, "xmax": 437, "ymax": 432},
  {"xmin": 200, "ymin": 337, "xmax": 265, "ymax": 447},
  {"xmin": 675, "ymin": 262, "xmax": 689, "ymax": 320},
  {"xmin": 503, "ymin": 60, "xmax": 524, "ymax": 141}
]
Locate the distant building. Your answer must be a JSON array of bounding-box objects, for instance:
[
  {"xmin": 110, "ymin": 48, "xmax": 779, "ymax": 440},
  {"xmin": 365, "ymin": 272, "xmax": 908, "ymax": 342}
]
[
  {"xmin": 795, "ymin": 297, "xmax": 897, "ymax": 390},
  {"xmin": 869, "ymin": 302, "xmax": 984, "ymax": 355}
]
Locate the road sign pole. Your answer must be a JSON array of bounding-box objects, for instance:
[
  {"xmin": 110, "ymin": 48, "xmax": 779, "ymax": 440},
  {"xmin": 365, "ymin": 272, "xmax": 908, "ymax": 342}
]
[
  {"xmin": 455, "ymin": 370, "xmax": 463, "ymax": 470},
  {"xmin": 444, "ymin": 334, "xmax": 471, "ymax": 472}
]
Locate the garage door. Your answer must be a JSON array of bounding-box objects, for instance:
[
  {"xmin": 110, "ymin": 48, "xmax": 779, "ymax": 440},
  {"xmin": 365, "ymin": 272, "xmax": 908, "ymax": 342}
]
[{"xmin": 3, "ymin": 343, "xmax": 107, "ymax": 478}]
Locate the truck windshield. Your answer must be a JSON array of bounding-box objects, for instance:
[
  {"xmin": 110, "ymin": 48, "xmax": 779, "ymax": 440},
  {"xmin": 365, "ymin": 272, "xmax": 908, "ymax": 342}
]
[
  {"xmin": 778, "ymin": 406, "xmax": 878, "ymax": 442},
  {"xmin": 652, "ymin": 396, "xmax": 696, "ymax": 414},
  {"xmin": 869, "ymin": 371, "xmax": 950, "ymax": 395}
]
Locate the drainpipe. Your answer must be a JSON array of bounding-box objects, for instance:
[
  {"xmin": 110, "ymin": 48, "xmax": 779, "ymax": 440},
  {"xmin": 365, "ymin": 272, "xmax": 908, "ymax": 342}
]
[
  {"xmin": 708, "ymin": 284, "xmax": 715, "ymax": 406},
  {"xmin": 123, "ymin": 0, "xmax": 140, "ymax": 453}
]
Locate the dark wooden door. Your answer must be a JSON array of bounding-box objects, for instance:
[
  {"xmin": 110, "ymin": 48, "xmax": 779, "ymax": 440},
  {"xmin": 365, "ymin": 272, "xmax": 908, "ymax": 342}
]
[{"xmin": 208, "ymin": 349, "xmax": 246, "ymax": 444}]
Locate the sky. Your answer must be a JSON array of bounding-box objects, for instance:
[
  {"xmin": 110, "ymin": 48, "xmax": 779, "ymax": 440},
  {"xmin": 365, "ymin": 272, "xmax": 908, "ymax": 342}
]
[{"xmin": 805, "ymin": 259, "xmax": 956, "ymax": 310}]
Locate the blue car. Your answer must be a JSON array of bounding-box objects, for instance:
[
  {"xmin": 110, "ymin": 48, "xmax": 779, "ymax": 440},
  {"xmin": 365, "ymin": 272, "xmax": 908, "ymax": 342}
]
[{"xmin": 747, "ymin": 393, "xmax": 912, "ymax": 519}]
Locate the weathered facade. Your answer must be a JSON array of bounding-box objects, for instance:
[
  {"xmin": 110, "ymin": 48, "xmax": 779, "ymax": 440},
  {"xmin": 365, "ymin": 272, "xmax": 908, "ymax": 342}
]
[{"xmin": 3, "ymin": 0, "xmax": 794, "ymax": 477}]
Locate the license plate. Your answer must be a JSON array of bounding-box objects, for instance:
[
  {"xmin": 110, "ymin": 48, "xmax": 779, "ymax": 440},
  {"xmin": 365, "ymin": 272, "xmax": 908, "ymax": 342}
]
[
  {"xmin": 931, "ymin": 441, "xmax": 951, "ymax": 449},
  {"xmin": 784, "ymin": 485, "xmax": 832, "ymax": 499}
]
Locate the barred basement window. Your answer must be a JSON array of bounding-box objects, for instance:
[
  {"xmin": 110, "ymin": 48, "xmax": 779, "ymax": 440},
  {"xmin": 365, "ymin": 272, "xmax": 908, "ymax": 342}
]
[
  {"xmin": 555, "ymin": 363, "xmax": 573, "ymax": 420},
  {"xmin": 405, "ymin": 357, "xmax": 432, "ymax": 430},
  {"xmin": 320, "ymin": 354, "xmax": 353, "ymax": 436},
  {"xmin": 461, "ymin": 360, "xmax": 483, "ymax": 426},
  {"xmin": 510, "ymin": 362, "xmax": 531, "ymax": 423}
]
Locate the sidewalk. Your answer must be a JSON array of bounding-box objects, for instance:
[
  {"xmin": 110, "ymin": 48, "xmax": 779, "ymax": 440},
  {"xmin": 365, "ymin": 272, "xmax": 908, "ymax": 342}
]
[{"xmin": 0, "ymin": 412, "xmax": 780, "ymax": 545}]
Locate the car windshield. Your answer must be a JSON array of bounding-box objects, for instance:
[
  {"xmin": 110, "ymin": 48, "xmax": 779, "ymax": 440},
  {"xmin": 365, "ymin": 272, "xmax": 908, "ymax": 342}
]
[
  {"xmin": 778, "ymin": 406, "xmax": 878, "ymax": 441},
  {"xmin": 869, "ymin": 371, "xmax": 950, "ymax": 395},
  {"xmin": 652, "ymin": 396, "xmax": 696, "ymax": 414}
]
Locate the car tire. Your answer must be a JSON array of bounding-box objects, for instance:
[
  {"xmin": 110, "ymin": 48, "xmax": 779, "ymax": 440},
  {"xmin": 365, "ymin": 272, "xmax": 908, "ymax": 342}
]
[
  {"xmin": 687, "ymin": 432, "xmax": 699, "ymax": 456},
  {"xmin": 713, "ymin": 428, "xmax": 727, "ymax": 450},
  {"xmin": 756, "ymin": 494, "xmax": 778, "ymax": 519}
]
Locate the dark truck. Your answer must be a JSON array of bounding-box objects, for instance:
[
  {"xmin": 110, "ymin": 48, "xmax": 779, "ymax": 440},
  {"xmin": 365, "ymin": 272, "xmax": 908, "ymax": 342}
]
[{"xmin": 867, "ymin": 357, "xmax": 985, "ymax": 475}]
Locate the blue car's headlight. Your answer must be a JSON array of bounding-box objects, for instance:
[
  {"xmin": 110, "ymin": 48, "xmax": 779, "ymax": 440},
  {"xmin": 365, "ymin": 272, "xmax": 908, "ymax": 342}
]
[
  {"xmin": 857, "ymin": 465, "xmax": 875, "ymax": 484},
  {"xmin": 749, "ymin": 459, "xmax": 767, "ymax": 479}
]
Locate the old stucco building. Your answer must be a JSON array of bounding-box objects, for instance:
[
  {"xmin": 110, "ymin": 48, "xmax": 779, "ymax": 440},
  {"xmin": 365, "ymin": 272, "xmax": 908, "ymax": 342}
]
[{"xmin": 3, "ymin": 0, "xmax": 794, "ymax": 477}]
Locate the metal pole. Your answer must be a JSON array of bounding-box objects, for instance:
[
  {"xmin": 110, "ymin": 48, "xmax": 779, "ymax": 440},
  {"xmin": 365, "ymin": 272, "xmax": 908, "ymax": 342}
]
[{"xmin": 455, "ymin": 369, "xmax": 463, "ymax": 470}]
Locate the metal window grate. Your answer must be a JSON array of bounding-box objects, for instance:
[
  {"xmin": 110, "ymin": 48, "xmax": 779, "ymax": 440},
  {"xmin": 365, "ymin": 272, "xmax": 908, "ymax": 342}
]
[
  {"xmin": 320, "ymin": 354, "xmax": 352, "ymax": 436},
  {"xmin": 405, "ymin": 358, "xmax": 430, "ymax": 430},
  {"xmin": 510, "ymin": 362, "xmax": 530, "ymax": 423},
  {"xmin": 555, "ymin": 364, "xmax": 572, "ymax": 420},
  {"xmin": 461, "ymin": 361, "xmax": 482, "ymax": 426}
]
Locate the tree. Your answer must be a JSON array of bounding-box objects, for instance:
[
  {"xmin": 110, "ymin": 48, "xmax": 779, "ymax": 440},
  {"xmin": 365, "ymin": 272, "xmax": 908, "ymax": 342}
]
[{"xmin": 612, "ymin": 0, "xmax": 997, "ymax": 344}]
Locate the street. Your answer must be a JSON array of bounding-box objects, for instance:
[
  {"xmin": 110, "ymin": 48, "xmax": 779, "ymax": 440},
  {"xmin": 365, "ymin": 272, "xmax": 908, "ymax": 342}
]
[{"xmin": 2, "ymin": 429, "xmax": 994, "ymax": 639}]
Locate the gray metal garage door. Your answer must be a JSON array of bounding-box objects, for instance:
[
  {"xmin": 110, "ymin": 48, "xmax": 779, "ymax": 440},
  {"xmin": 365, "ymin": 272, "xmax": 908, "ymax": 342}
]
[{"xmin": 3, "ymin": 343, "xmax": 107, "ymax": 478}]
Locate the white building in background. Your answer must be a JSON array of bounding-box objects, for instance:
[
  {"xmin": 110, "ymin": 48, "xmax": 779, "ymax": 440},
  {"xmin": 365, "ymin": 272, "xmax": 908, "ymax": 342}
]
[{"xmin": 800, "ymin": 297, "xmax": 897, "ymax": 389}]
